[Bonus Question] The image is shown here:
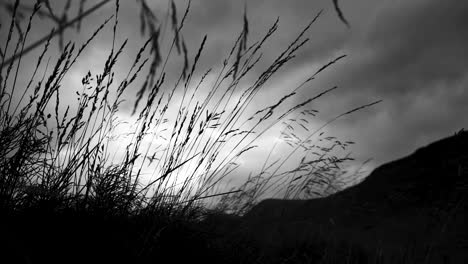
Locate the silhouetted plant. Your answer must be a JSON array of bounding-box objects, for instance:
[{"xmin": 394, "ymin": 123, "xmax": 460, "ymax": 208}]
[{"xmin": 0, "ymin": 1, "xmax": 380, "ymax": 263}]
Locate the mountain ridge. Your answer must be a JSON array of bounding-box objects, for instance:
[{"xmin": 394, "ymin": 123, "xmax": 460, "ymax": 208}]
[{"xmin": 239, "ymin": 131, "xmax": 468, "ymax": 263}]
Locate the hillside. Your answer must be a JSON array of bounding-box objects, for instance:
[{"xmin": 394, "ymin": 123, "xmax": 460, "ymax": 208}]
[{"xmin": 241, "ymin": 131, "xmax": 468, "ymax": 263}]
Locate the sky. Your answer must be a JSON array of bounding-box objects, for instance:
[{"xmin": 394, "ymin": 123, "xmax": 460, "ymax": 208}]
[{"xmin": 1, "ymin": 0, "xmax": 467, "ymax": 198}]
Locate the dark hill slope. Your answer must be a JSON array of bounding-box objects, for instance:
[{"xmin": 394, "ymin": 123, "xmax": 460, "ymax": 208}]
[{"xmin": 243, "ymin": 131, "xmax": 468, "ymax": 263}]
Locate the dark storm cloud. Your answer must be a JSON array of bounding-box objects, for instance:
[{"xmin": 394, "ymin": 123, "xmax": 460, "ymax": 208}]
[
  {"xmin": 148, "ymin": 0, "xmax": 356, "ymax": 77},
  {"xmin": 128, "ymin": 0, "xmax": 468, "ymax": 168},
  {"xmin": 2, "ymin": 0, "xmax": 466, "ymax": 181},
  {"xmin": 348, "ymin": 0, "xmax": 468, "ymax": 95},
  {"xmin": 314, "ymin": 0, "xmax": 468, "ymax": 165}
]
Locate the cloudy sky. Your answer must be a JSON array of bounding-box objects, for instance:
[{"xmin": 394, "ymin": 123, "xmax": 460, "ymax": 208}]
[{"xmin": 1, "ymin": 0, "xmax": 467, "ymax": 195}]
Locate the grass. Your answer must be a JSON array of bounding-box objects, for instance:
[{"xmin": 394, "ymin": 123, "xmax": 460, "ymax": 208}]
[{"xmin": 0, "ymin": 0, "xmax": 382, "ymax": 263}]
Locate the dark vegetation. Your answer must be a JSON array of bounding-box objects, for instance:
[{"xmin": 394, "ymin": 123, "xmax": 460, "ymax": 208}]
[
  {"xmin": 0, "ymin": 0, "xmax": 391, "ymax": 263},
  {"xmin": 242, "ymin": 131, "xmax": 468, "ymax": 263}
]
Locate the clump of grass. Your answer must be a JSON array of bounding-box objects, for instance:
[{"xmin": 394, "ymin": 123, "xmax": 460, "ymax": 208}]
[{"xmin": 0, "ymin": 0, "xmax": 380, "ymax": 263}]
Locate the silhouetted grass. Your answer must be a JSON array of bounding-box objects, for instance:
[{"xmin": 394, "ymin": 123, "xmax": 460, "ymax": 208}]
[{"xmin": 0, "ymin": 0, "xmax": 382, "ymax": 263}]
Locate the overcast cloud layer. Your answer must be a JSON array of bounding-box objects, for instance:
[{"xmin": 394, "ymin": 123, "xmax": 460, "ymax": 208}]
[
  {"xmin": 1, "ymin": 0, "xmax": 467, "ymax": 186},
  {"xmin": 173, "ymin": 0, "xmax": 468, "ymax": 168}
]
